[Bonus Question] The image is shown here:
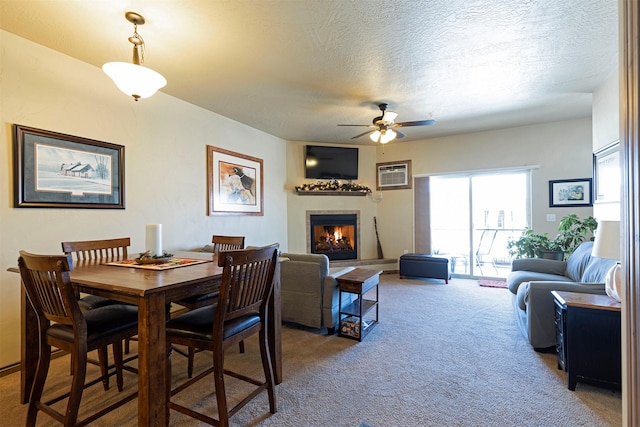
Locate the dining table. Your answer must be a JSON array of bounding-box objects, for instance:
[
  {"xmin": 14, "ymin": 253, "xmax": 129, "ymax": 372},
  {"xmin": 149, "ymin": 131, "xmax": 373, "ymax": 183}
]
[{"xmin": 15, "ymin": 250, "xmax": 282, "ymax": 426}]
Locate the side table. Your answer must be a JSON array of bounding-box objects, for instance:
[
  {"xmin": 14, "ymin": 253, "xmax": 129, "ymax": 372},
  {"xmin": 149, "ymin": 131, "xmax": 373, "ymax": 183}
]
[
  {"xmin": 552, "ymin": 290, "xmax": 621, "ymax": 391},
  {"xmin": 337, "ymin": 268, "xmax": 382, "ymax": 341}
]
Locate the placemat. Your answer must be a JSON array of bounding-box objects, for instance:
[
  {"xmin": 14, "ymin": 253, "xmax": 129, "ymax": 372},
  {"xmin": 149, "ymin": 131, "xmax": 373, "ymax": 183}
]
[{"xmin": 105, "ymin": 258, "xmax": 211, "ymax": 270}]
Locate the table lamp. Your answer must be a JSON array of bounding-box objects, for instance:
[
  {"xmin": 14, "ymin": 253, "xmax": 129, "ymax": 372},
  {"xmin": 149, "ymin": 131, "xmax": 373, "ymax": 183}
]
[{"xmin": 591, "ymin": 220, "xmax": 622, "ymax": 302}]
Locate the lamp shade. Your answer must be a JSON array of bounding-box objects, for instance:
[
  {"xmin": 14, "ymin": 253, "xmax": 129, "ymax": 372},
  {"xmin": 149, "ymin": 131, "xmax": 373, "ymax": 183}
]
[
  {"xmin": 103, "ymin": 62, "xmax": 167, "ymax": 100},
  {"xmin": 370, "ymin": 128, "xmax": 397, "ymax": 144},
  {"xmin": 591, "ymin": 220, "xmax": 620, "ymax": 259},
  {"xmin": 383, "ymin": 111, "xmax": 398, "ymax": 123}
]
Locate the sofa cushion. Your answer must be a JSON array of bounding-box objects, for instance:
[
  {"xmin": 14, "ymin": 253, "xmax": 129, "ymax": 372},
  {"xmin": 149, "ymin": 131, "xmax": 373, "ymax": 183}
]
[
  {"xmin": 507, "ymin": 270, "xmax": 571, "ymax": 294},
  {"xmin": 581, "ymin": 257, "xmax": 618, "ymax": 283},
  {"xmin": 565, "ymin": 241, "xmax": 594, "ymax": 282}
]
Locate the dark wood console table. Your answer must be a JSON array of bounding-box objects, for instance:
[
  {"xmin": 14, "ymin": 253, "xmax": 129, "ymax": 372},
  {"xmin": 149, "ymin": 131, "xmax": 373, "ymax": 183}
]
[
  {"xmin": 552, "ymin": 290, "xmax": 621, "ymax": 391},
  {"xmin": 337, "ymin": 268, "xmax": 382, "ymax": 341}
]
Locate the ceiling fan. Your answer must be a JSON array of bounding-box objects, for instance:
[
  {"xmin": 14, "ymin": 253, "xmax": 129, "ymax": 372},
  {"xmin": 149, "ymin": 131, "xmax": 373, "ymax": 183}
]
[{"xmin": 338, "ymin": 103, "xmax": 435, "ymax": 143}]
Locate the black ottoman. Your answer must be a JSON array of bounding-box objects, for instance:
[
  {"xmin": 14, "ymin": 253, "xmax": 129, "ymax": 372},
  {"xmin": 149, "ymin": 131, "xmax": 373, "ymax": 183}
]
[{"xmin": 399, "ymin": 254, "xmax": 450, "ymax": 283}]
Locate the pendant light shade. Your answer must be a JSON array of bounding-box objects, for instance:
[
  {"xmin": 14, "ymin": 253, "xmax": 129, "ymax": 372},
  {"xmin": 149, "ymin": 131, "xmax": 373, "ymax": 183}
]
[
  {"xmin": 103, "ymin": 12, "xmax": 166, "ymax": 101},
  {"xmin": 103, "ymin": 62, "xmax": 166, "ymax": 100}
]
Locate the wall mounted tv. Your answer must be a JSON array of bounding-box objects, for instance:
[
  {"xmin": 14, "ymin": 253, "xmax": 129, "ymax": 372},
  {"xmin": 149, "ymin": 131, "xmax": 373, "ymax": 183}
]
[{"xmin": 304, "ymin": 145, "xmax": 359, "ymax": 180}]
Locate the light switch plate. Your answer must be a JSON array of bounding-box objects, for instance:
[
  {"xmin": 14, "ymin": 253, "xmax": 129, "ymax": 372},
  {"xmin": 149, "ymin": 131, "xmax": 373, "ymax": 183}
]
[{"xmin": 546, "ymin": 214, "xmax": 556, "ymax": 222}]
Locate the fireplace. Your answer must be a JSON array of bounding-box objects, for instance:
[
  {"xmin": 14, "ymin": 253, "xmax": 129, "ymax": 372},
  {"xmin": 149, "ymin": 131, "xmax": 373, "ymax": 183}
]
[{"xmin": 307, "ymin": 211, "xmax": 359, "ymax": 261}]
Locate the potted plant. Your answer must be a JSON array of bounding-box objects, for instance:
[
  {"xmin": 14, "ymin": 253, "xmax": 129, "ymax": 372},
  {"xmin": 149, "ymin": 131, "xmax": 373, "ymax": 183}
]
[{"xmin": 507, "ymin": 214, "xmax": 597, "ymax": 260}]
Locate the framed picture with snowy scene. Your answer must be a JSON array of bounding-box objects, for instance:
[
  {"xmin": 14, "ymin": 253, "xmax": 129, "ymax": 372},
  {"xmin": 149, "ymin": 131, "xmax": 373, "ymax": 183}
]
[{"xmin": 13, "ymin": 124, "xmax": 124, "ymax": 208}]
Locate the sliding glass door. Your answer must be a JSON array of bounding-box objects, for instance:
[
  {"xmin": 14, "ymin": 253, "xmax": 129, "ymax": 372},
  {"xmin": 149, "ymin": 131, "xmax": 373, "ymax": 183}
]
[{"xmin": 429, "ymin": 171, "xmax": 529, "ymax": 278}]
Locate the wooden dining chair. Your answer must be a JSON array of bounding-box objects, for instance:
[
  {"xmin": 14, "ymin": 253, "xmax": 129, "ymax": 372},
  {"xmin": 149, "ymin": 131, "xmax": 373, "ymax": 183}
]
[
  {"xmin": 17, "ymin": 251, "xmax": 138, "ymax": 427},
  {"xmin": 173, "ymin": 235, "xmax": 245, "ymax": 378},
  {"xmin": 166, "ymin": 243, "xmax": 279, "ymax": 426},
  {"xmin": 61, "ymin": 237, "xmax": 137, "ymax": 382},
  {"xmin": 174, "ymin": 235, "xmax": 246, "ymax": 311},
  {"xmin": 61, "ymin": 237, "xmax": 132, "ymax": 311}
]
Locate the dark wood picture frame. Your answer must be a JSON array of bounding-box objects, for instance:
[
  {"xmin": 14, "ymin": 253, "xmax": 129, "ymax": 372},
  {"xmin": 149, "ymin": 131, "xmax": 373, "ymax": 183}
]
[
  {"xmin": 207, "ymin": 145, "xmax": 264, "ymax": 216},
  {"xmin": 548, "ymin": 178, "xmax": 593, "ymax": 208},
  {"xmin": 13, "ymin": 124, "xmax": 125, "ymax": 209}
]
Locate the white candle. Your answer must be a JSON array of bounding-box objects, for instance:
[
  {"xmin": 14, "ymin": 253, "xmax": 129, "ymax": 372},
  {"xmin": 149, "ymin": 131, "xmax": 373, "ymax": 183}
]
[{"xmin": 145, "ymin": 224, "xmax": 163, "ymax": 257}]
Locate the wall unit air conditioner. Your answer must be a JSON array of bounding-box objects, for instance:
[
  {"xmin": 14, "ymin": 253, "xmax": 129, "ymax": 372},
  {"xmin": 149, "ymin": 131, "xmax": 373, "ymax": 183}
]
[{"xmin": 376, "ymin": 160, "xmax": 412, "ymax": 190}]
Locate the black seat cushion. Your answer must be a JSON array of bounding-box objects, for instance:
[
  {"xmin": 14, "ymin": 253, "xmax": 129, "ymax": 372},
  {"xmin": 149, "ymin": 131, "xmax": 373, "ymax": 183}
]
[
  {"xmin": 175, "ymin": 291, "xmax": 219, "ymax": 306},
  {"xmin": 47, "ymin": 304, "xmax": 138, "ymax": 344},
  {"xmin": 166, "ymin": 305, "xmax": 260, "ymax": 342}
]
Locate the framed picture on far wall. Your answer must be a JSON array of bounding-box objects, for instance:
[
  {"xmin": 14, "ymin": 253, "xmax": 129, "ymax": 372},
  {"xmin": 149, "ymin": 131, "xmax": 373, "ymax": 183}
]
[
  {"xmin": 207, "ymin": 145, "xmax": 263, "ymax": 216},
  {"xmin": 13, "ymin": 124, "xmax": 125, "ymax": 209},
  {"xmin": 548, "ymin": 178, "xmax": 593, "ymax": 208}
]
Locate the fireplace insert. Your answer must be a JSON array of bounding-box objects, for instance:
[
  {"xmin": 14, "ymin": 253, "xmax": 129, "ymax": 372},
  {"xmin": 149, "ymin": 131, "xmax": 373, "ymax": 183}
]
[{"xmin": 309, "ymin": 214, "xmax": 357, "ymax": 260}]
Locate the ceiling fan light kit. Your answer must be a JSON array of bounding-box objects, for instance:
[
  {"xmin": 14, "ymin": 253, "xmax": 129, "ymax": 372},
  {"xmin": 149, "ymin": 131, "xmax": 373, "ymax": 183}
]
[
  {"xmin": 102, "ymin": 11, "xmax": 167, "ymax": 101},
  {"xmin": 338, "ymin": 103, "xmax": 435, "ymax": 144}
]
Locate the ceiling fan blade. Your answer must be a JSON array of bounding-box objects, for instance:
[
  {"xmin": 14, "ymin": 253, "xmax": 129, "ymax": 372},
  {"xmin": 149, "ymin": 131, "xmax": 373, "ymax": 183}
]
[
  {"xmin": 351, "ymin": 129, "xmax": 376, "ymax": 139},
  {"xmin": 395, "ymin": 130, "xmax": 406, "ymax": 139},
  {"xmin": 396, "ymin": 119, "xmax": 436, "ymax": 127}
]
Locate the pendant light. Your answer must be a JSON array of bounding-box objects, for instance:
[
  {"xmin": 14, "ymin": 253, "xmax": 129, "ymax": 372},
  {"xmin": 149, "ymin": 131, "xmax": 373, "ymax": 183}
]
[{"xmin": 103, "ymin": 12, "xmax": 167, "ymax": 101}]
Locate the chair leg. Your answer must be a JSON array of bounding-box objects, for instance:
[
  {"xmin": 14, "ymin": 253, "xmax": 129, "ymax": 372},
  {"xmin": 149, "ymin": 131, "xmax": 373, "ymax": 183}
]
[
  {"xmin": 112, "ymin": 341, "xmax": 124, "ymax": 392},
  {"xmin": 239, "ymin": 340, "xmax": 245, "ymax": 354},
  {"xmin": 213, "ymin": 348, "xmax": 229, "ymax": 427},
  {"xmin": 188, "ymin": 347, "xmax": 195, "ymax": 379},
  {"xmin": 259, "ymin": 329, "xmax": 277, "ymax": 414},
  {"xmin": 26, "ymin": 341, "xmax": 52, "ymax": 427},
  {"xmin": 64, "ymin": 345, "xmax": 88, "ymax": 427},
  {"xmin": 124, "ymin": 338, "xmax": 130, "ymax": 354},
  {"xmin": 97, "ymin": 346, "xmax": 110, "ymax": 390}
]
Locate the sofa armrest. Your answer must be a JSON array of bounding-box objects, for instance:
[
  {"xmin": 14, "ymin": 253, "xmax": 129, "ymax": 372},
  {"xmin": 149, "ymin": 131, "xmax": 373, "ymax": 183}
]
[
  {"xmin": 279, "ymin": 254, "xmax": 330, "ymax": 329},
  {"xmin": 281, "ymin": 253, "xmax": 329, "ymax": 272},
  {"xmin": 511, "ymin": 258, "xmax": 567, "ymax": 275},
  {"xmin": 518, "ymin": 281, "xmax": 605, "ymax": 349},
  {"xmin": 322, "ymin": 267, "xmax": 357, "ymax": 330}
]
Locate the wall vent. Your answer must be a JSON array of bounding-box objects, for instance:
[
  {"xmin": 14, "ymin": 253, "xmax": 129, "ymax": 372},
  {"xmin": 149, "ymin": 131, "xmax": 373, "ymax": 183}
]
[{"xmin": 376, "ymin": 160, "xmax": 412, "ymax": 190}]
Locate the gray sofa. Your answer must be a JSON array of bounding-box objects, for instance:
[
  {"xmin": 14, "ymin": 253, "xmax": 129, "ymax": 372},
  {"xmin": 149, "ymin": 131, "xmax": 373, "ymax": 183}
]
[
  {"xmin": 507, "ymin": 241, "xmax": 617, "ymax": 350},
  {"xmin": 280, "ymin": 253, "xmax": 355, "ymax": 334}
]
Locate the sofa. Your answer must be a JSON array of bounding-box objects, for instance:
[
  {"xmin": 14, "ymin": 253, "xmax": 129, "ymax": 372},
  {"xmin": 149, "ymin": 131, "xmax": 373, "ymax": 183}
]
[
  {"xmin": 280, "ymin": 253, "xmax": 356, "ymax": 334},
  {"xmin": 507, "ymin": 241, "xmax": 617, "ymax": 350}
]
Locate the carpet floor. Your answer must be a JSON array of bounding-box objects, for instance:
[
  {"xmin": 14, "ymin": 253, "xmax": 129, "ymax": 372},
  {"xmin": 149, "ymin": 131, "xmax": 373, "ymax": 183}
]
[{"xmin": 0, "ymin": 275, "xmax": 621, "ymax": 426}]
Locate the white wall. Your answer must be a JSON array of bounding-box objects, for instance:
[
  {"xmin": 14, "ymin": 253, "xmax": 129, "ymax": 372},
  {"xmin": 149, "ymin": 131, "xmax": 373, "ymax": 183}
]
[
  {"xmin": 0, "ymin": 30, "xmax": 288, "ymax": 367},
  {"xmin": 372, "ymin": 119, "xmax": 595, "ymax": 259},
  {"xmin": 592, "ymin": 72, "xmax": 621, "ymax": 221},
  {"xmin": 593, "ymin": 71, "xmax": 620, "ymax": 152}
]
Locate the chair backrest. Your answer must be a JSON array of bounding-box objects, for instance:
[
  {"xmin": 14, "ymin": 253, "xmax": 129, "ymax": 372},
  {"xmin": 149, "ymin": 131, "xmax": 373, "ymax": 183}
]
[
  {"xmin": 215, "ymin": 244, "xmax": 279, "ymax": 325},
  {"xmin": 211, "ymin": 235, "xmax": 245, "ymax": 253},
  {"xmin": 476, "ymin": 229, "xmax": 498, "ymax": 256},
  {"xmin": 18, "ymin": 250, "xmax": 83, "ymax": 327},
  {"xmin": 61, "ymin": 237, "xmax": 130, "ymax": 262}
]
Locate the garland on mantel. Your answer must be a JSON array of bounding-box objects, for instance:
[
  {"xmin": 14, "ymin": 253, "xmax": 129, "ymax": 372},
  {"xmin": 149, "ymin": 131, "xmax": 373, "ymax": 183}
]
[{"xmin": 295, "ymin": 179, "xmax": 372, "ymax": 193}]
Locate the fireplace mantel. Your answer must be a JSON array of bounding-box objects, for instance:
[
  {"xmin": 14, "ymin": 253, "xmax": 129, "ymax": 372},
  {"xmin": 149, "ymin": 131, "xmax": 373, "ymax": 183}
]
[{"xmin": 296, "ymin": 190, "xmax": 367, "ymax": 196}]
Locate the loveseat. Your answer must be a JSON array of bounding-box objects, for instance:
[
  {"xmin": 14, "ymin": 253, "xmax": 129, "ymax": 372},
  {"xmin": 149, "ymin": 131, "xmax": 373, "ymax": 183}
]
[
  {"xmin": 507, "ymin": 241, "xmax": 617, "ymax": 350},
  {"xmin": 280, "ymin": 253, "xmax": 356, "ymax": 334}
]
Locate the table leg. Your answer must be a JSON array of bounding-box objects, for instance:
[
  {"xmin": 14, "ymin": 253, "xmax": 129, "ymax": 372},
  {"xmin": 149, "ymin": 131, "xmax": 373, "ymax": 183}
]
[
  {"xmin": 137, "ymin": 293, "xmax": 169, "ymax": 426},
  {"xmin": 21, "ymin": 285, "xmax": 38, "ymax": 404}
]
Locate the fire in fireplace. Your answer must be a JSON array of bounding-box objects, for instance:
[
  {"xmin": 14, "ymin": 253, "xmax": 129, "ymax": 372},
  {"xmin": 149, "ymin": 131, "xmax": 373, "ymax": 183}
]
[{"xmin": 309, "ymin": 213, "xmax": 357, "ymax": 260}]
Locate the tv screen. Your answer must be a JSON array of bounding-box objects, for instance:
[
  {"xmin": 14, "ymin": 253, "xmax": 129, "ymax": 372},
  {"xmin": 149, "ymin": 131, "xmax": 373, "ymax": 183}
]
[{"xmin": 304, "ymin": 145, "xmax": 359, "ymax": 180}]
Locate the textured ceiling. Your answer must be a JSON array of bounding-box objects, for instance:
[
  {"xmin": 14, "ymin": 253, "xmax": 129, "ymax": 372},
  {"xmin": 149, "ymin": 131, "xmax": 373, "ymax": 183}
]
[{"xmin": 0, "ymin": 0, "xmax": 618, "ymax": 144}]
